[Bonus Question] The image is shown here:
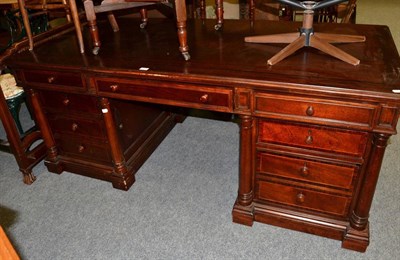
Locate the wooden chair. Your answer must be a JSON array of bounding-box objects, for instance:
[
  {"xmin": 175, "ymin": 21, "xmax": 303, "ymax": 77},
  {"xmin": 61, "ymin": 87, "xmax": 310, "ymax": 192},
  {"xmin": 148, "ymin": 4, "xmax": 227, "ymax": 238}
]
[
  {"xmin": 83, "ymin": 0, "xmax": 190, "ymax": 60},
  {"xmin": 17, "ymin": 0, "xmax": 85, "ymax": 53},
  {"xmin": 245, "ymin": 0, "xmax": 365, "ymax": 65}
]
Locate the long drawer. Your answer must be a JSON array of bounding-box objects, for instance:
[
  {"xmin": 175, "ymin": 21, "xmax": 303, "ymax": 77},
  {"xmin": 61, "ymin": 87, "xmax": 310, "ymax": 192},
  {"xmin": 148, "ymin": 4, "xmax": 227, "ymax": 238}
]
[
  {"xmin": 95, "ymin": 78, "xmax": 233, "ymax": 112},
  {"xmin": 23, "ymin": 70, "xmax": 85, "ymax": 89},
  {"xmin": 39, "ymin": 90, "xmax": 100, "ymax": 115},
  {"xmin": 255, "ymin": 93, "xmax": 376, "ymax": 129},
  {"xmin": 258, "ymin": 120, "xmax": 368, "ymax": 157},
  {"xmin": 256, "ymin": 180, "xmax": 351, "ymax": 217},
  {"xmin": 257, "ymin": 152, "xmax": 356, "ymax": 190}
]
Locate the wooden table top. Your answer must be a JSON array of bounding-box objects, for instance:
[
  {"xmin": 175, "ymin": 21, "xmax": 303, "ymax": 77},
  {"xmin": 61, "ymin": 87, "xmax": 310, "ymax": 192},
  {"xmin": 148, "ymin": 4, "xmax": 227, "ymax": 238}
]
[{"xmin": 5, "ymin": 18, "xmax": 400, "ymax": 98}]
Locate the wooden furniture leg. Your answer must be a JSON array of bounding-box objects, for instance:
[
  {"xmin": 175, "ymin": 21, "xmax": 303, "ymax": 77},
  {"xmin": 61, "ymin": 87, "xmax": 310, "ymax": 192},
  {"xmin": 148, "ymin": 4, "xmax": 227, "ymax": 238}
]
[
  {"xmin": 232, "ymin": 115, "xmax": 255, "ymax": 226},
  {"xmin": 0, "ymin": 84, "xmax": 46, "ymax": 184},
  {"xmin": 175, "ymin": 0, "xmax": 190, "ymax": 60}
]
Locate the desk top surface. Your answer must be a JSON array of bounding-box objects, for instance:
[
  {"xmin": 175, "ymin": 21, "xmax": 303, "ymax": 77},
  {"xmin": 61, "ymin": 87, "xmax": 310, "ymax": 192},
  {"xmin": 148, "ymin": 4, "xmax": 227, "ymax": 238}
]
[{"xmin": 5, "ymin": 18, "xmax": 400, "ymax": 99}]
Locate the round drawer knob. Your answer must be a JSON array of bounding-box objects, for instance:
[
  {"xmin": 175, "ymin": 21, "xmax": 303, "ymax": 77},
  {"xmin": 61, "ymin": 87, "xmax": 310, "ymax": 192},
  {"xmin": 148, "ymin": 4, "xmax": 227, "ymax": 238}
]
[
  {"xmin": 306, "ymin": 106, "xmax": 314, "ymax": 116},
  {"xmin": 47, "ymin": 76, "xmax": 55, "ymax": 83},
  {"xmin": 305, "ymin": 130, "xmax": 313, "ymax": 144},
  {"xmin": 296, "ymin": 193, "xmax": 305, "ymax": 203},
  {"xmin": 71, "ymin": 123, "xmax": 78, "ymax": 131},
  {"xmin": 110, "ymin": 84, "xmax": 119, "ymax": 92},
  {"xmin": 300, "ymin": 163, "xmax": 309, "ymax": 176},
  {"xmin": 78, "ymin": 145, "xmax": 85, "ymax": 153},
  {"xmin": 62, "ymin": 97, "xmax": 70, "ymax": 106},
  {"xmin": 200, "ymin": 94, "xmax": 209, "ymax": 103}
]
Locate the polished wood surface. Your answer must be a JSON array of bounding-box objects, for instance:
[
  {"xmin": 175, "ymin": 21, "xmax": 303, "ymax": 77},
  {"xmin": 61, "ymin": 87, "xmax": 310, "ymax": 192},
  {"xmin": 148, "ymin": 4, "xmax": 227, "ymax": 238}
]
[{"xmin": 3, "ymin": 18, "xmax": 400, "ymax": 252}]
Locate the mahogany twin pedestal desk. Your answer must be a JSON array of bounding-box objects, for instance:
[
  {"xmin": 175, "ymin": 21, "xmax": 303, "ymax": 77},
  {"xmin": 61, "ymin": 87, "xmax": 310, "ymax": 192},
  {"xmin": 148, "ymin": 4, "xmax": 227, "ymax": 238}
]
[{"xmin": 3, "ymin": 18, "xmax": 400, "ymax": 252}]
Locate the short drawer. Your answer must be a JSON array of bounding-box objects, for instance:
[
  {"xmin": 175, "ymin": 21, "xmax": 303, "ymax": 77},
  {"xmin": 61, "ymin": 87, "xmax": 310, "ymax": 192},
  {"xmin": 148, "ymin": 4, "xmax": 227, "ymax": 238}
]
[
  {"xmin": 255, "ymin": 93, "xmax": 376, "ymax": 128},
  {"xmin": 48, "ymin": 115, "xmax": 105, "ymax": 139},
  {"xmin": 258, "ymin": 121, "xmax": 368, "ymax": 157},
  {"xmin": 23, "ymin": 70, "xmax": 84, "ymax": 89},
  {"xmin": 257, "ymin": 181, "xmax": 351, "ymax": 216},
  {"xmin": 258, "ymin": 153, "xmax": 356, "ymax": 190},
  {"xmin": 95, "ymin": 78, "xmax": 233, "ymax": 112},
  {"xmin": 39, "ymin": 90, "xmax": 100, "ymax": 115},
  {"xmin": 56, "ymin": 136, "xmax": 111, "ymax": 163}
]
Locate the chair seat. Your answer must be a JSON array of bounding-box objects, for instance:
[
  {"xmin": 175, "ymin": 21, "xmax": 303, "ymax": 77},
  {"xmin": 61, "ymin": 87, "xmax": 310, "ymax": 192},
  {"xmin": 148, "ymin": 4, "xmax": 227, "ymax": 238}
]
[{"xmin": 0, "ymin": 73, "xmax": 24, "ymax": 100}]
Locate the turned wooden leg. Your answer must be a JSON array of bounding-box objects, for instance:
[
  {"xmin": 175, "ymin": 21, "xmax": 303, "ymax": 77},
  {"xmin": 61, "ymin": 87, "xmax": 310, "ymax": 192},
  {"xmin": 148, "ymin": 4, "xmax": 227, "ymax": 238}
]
[
  {"xmin": 174, "ymin": 0, "xmax": 190, "ymax": 60},
  {"xmin": 99, "ymin": 98, "xmax": 134, "ymax": 190},
  {"xmin": 83, "ymin": 0, "xmax": 101, "ymax": 55},
  {"xmin": 139, "ymin": 8, "xmax": 148, "ymax": 29},
  {"xmin": 343, "ymin": 134, "xmax": 390, "ymax": 252},
  {"xmin": 232, "ymin": 115, "xmax": 255, "ymax": 226},
  {"xmin": 214, "ymin": 0, "xmax": 223, "ymax": 30}
]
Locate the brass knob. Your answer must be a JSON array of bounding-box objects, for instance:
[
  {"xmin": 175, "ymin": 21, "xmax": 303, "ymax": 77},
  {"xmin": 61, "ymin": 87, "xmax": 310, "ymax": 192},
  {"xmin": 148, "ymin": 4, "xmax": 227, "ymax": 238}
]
[
  {"xmin": 296, "ymin": 193, "xmax": 305, "ymax": 203},
  {"xmin": 300, "ymin": 163, "xmax": 309, "ymax": 176},
  {"xmin": 63, "ymin": 97, "xmax": 70, "ymax": 106},
  {"xmin": 47, "ymin": 76, "xmax": 55, "ymax": 83},
  {"xmin": 110, "ymin": 84, "xmax": 119, "ymax": 92},
  {"xmin": 78, "ymin": 145, "xmax": 85, "ymax": 153},
  {"xmin": 306, "ymin": 106, "xmax": 314, "ymax": 116},
  {"xmin": 71, "ymin": 123, "xmax": 78, "ymax": 131},
  {"xmin": 305, "ymin": 130, "xmax": 313, "ymax": 144},
  {"xmin": 200, "ymin": 94, "xmax": 209, "ymax": 103}
]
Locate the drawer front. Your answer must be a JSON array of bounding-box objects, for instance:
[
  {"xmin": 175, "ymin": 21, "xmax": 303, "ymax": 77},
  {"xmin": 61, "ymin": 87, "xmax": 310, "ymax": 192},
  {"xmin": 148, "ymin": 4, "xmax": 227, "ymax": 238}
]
[
  {"xmin": 255, "ymin": 93, "xmax": 376, "ymax": 128},
  {"xmin": 48, "ymin": 115, "xmax": 105, "ymax": 139},
  {"xmin": 39, "ymin": 90, "xmax": 100, "ymax": 115},
  {"xmin": 258, "ymin": 153, "xmax": 356, "ymax": 190},
  {"xmin": 95, "ymin": 78, "xmax": 233, "ymax": 112},
  {"xmin": 23, "ymin": 70, "xmax": 84, "ymax": 89},
  {"xmin": 56, "ymin": 136, "xmax": 111, "ymax": 163},
  {"xmin": 259, "ymin": 121, "xmax": 368, "ymax": 156},
  {"xmin": 257, "ymin": 181, "xmax": 351, "ymax": 216}
]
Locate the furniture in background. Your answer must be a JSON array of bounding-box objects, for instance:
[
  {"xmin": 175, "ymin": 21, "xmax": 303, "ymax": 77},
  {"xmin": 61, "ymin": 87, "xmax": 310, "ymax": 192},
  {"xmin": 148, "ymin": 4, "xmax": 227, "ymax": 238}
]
[
  {"xmin": 245, "ymin": 0, "xmax": 365, "ymax": 65},
  {"xmin": 0, "ymin": 226, "xmax": 19, "ymax": 260},
  {"xmin": 4, "ymin": 18, "xmax": 400, "ymax": 252},
  {"xmin": 17, "ymin": 0, "xmax": 85, "ymax": 53},
  {"xmin": 82, "ymin": 0, "xmax": 190, "ymax": 59}
]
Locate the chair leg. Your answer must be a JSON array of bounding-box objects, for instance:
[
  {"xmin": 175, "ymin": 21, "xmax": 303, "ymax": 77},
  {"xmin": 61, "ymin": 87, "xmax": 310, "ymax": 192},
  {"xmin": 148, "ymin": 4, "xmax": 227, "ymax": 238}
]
[
  {"xmin": 83, "ymin": 0, "xmax": 101, "ymax": 55},
  {"xmin": 17, "ymin": 0, "xmax": 34, "ymax": 51},
  {"xmin": 310, "ymin": 34, "xmax": 360, "ymax": 65},
  {"xmin": 214, "ymin": 0, "xmax": 223, "ymax": 30},
  {"xmin": 68, "ymin": 0, "xmax": 85, "ymax": 53},
  {"xmin": 139, "ymin": 8, "xmax": 148, "ymax": 29},
  {"xmin": 267, "ymin": 35, "xmax": 306, "ymax": 65},
  {"xmin": 107, "ymin": 12, "xmax": 119, "ymax": 32}
]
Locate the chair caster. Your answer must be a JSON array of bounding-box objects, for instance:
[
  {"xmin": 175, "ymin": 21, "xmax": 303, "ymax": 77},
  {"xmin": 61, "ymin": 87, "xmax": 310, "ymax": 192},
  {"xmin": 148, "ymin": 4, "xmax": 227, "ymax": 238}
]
[
  {"xmin": 140, "ymin": 21, "xmax": 147, "ymax": 29},
  {"xmin": 214, "ymin": 23, "xmax": 223, "ymax": 31},
  {"xmin": 182, "ymin": 52, "xmax": 191, "ymax": 61},
  {"xmin": 92, "ymin": 46, "xmax": 100, "ymax": 55}
]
